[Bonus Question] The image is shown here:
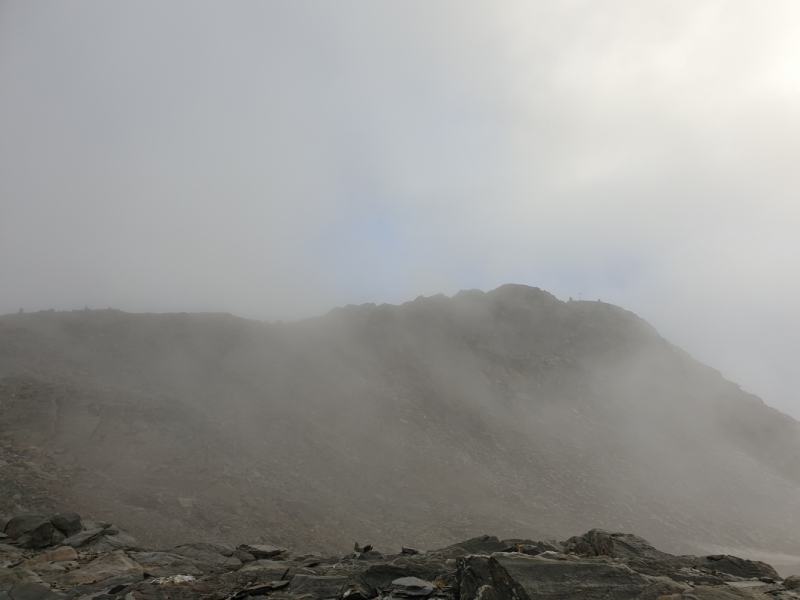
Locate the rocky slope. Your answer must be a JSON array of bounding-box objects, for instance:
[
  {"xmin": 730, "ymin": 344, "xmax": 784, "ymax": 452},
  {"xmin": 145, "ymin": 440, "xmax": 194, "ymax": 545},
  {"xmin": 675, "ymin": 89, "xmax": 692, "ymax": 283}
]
[
  {"xmin": 1, "ymin": 285, "xmax": 800, "ymax": 568},
  {"xmin": 1, "ymin": 509, "xmax": 796, "ymax": 600}
]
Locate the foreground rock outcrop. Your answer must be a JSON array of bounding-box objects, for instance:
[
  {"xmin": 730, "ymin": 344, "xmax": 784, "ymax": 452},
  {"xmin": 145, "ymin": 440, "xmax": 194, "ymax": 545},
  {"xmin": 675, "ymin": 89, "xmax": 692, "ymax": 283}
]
[{"xmin": 1, "ymin": 512, "xmax": 793, "ymax": 600}]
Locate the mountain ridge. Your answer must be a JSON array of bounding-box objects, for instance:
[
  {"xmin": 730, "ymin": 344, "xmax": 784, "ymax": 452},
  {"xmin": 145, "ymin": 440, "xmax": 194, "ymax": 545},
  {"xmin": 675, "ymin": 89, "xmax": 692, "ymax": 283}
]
[{"xmin": 1, "ymin": 284, "xmax": 799, "ymax": 570}]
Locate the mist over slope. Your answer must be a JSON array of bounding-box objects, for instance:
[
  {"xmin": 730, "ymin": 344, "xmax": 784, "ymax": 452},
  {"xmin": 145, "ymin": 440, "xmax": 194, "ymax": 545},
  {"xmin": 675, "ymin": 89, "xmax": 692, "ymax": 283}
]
[{"xmin": 1, "ymin": 285, "xmax": 799, "ymax": 562}]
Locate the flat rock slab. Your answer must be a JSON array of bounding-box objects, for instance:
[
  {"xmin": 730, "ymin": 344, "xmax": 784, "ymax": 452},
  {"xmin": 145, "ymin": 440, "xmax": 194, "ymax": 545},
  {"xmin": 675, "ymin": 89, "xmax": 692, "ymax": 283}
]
[
  {"xmin": 167, "ymin": 542, "xmax": 241, "ymax": 571},
  {"xmin": 237, "ymin": 560, "xmax": 292, "ymax": 585},
  {"xmin": 488, "ymin": 553, "xmax": 682, "ymax": 600},
  {"xmin": 59, "ymin": 528, "xmax": 104, "ymax": 549},
  {"xmin": 3, "ymin": 582, "xmax": 63, "ymax": 600},
  {"xmin": 675, "ymin": 587, "xmax": 774, "ymax": 599},
  {"xmin": 129, "ymin": 551, "xmax": 204, "ymax": 577},
  {"xmin": 391, "ymin": 576, "xmax": 437, "ymax": 597},
  {"xmin": 289, "ymin": 574, "xmax": 349, "ymax": 599},
  {"xmin": 60, "ymin": 549, "xmax": 143, "ymax": 585},
  {"xmin": 18, "ymin": 547, "xmax": 77, "ymax": 569},
  {"xmin": 697, "ymin": 556, "xmax": 780, "ymax": 580},
  {"xmin": 239, "ymin": 544, "xmax": 288, "ymax": 560}
]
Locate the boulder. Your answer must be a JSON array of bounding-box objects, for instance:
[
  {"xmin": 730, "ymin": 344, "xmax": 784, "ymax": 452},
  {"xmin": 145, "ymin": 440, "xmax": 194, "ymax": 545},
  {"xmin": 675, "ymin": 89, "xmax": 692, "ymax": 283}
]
[
  {"xmin": 783, "ymin": 575, "xmax": 800, "ymax": 590},
  {"xmin": 457, "ymin": 555, "xmax": 493, "ymax": 600},
  {"xmin": 289, "ymin": 574, "xmax": 349, "ymax": 599},
  {"xmin": 440, "ymin": 537, "xmax": 508, "ymax": 557},
  {"xmin": 238, "ymin": 543, "xmax": 288, "ymax": 560},
  {"xmin": 621, "ymin": 556, "xmax": 699, "ymax": 578},
  {"xmin": 86, "ymin": 532, "xmax": 140, "ymax": 552},
  {"xmin": 563, "ymin": 530, "xmax": 672, "ymax": 560},
  {"xmin": 390, "ymin": 576, "xmax": 437, "ymax": 597},
  {"xmin": 487, "ymin": 553, "xmax": 685, "ymax": 600},
  {"xmin": 4, "ymin": 516, "xmax": 44, "ymax": 540},
  {"xmin": 4, "ymin": 517, "xmax": 53, "ymax": 548},
  {"xmin": 230, "ymin": 580, "xmax": 290, "ymax": 600},
  {"xmin": 696, "ymin": 555, "xmax": 780, "ymax": 580},
  {"xmin": 49, "ymin": 513, "xmax": 82, "ymax": 538},
  {"xmin": 129, "ymin": 551, "xmax": 203, "ymax": 578},
  {"xmin": 236, "ymin": 559, "xmax": 292, "ymax": 586},
  {"xmin": 17, "ymin": 547, "xmax": 78, "ymax": 569},
  {"xmin": 168, "ymin": 542, "xmax": 241, "ymax": 572},
  {"xmin": 58, "ymin": 528, "xmax": 104, "ymax": 549},
  {"xmin": 3, "ymin": 582, "xmax": 63, "ymax": 600},
  {"xmin": 355, "ymin": 564, "xmax": 413, "ymax": 596},
  {"xmin": 0, "ymin": 570, "xmax": 43, "ymax": 586},
  {"xmin": 60, "ymin": 550, "xmax": 144, "ymax": 585}
]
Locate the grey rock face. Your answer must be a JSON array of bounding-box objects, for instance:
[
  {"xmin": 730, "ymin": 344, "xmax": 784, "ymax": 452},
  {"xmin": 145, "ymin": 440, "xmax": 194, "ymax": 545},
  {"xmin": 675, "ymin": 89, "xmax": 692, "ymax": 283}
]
[
  {"xmin": 696, "ymin": 555, "xmax": 780, "ymax": 580},
  {"xmin": 457, "ymin": 555, "xmax": 493, "ymax": 600},
  {"xmin": 563, "ymin": 530, "xmax": 672, "ymax": 560},
  {"xmin": 390, "ymin": 576, "xmax": 437, "ymax": 597},
  {"xmin": 59, "ymin": 528, "xmax": 104, "ymax": 549},
  {"xmin": 289, "ymin": 574, "xmax": 349, "ymax": 599},
  {"xmin": 443, "ymin": 537, "xmax": 507, "ymax": 558},
  {"xmin": 3, "ymin": 582, "xmax": 63, "ymax": 600},
  {"xmin": 49, "ymin": 513, "xmax": 82, "ymax": 538},
  {"xmin": 5, "ymin": 518, "xmax": 53, "ymax": 550},
  {"xmin": 4, "ymin": 517, "xmax": 47, "ymax": 542},
  {"xmin": 239, "ymin": 543, "xmax": 288, "ymax": 560},
  {"xmin": 488, "ymin": 553, "xmax": 684, "ymax": 600},
  {"xmin": 784, "ymin": 576, "xmax": 800, "ymax": 590}
]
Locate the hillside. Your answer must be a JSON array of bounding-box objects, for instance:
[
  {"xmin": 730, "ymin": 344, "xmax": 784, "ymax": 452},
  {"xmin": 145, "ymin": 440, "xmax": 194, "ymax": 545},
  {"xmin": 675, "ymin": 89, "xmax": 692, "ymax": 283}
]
[{"xmin": 1, "ymin": 285, "xmax": 799, "ymax": 569}]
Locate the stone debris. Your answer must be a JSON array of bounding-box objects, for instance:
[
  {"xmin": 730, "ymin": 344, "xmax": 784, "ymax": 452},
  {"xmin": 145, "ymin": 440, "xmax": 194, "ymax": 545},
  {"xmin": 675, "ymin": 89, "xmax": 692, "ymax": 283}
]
[{"xmin": 1, "ymin": 510, "xmax": 797, "ymax": 600}]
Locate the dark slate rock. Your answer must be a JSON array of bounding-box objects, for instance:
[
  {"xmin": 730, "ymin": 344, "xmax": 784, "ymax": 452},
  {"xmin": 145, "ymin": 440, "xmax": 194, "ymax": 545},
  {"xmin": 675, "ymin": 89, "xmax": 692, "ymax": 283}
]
[
  {"xmin": 49, "ymin": 514, "xmax": 82, "ymax": 538},
  {"xmin": 236, "ymin": 560, "xmax": 292, "ymax": 586},
  {"xmin": 231, "ymin": 580, "xmax": 290, "ymax": 600},
  {"xmin": 622, "ymin": 556, "xmax": 699, "ymax": 578},
  {"xmin": 129, "ymin": 551, "xmax": 203, "ymax": 577},
  {"xmin": 457, "ymin": 555, "xmax": 493, "ymax": 600},
  {"xmin": 239, "ymin": 544, "xmax": 288, "ymax": 560},
  {"xmin": 59, "ymin": 528, "xmax": 104, "ymax": 549},
  {"xmin": 4, "ymin": 517, "xmax": 47, "ymax": 542},
  {"xmin": 6, "ymin": 583, "xmax": 63, "ymax": 600},
  {"xmin": 87, "ymin": 532, "xmax": 141, "ymax": 552},
  {"xmin": 48, "ymin": 530, "xmax": 65, "ymax": 547},
  {"xmin": 666, "ymin": 569, "xmax": 725, "ymax": 586},
  {"xmin": 390, "ymin": 577, "xmax": 436, "ymax": 597},
  {"xmin": 513, "ymin": 542, "xmax": 564, "ymax": 557},
  {"xmin": 289, "ymin": 574, "xmax": 348, "ymax": 599},
  {"xmin": 381, "ymin": 557, "xmax": 447, "ymax": 586},
  {"xmin": 168, "ymin": 542, "xmax": 241, "ymax": 571},
  {"xmin": 232, "ymin": 549, "xmax": 256, "ymax": 563},
  {"xmin": 355, "ymin": 550, "xmax": 384, "ymax": 562},
  {"xmin": 18, "ymin": 522, "xmax": 53, "ymax": 550},
  {"xmin": 697, "ymin": 555, "xmax": 780, "ymax": 580},
  {"xmin": 487, "ymin": 553, "xmax": 684, "ymax": 600},
  {"xmin": 563, "ymin": 530, "xmax": 672, "ymax": 560},
  {"xmin": 444, "ymin": 537, "xmax": 507, "ymax": 557},
  {"xmin": 784, "ymin": 575, "xmax": 800, "ymax": 590},
  {"xmin": 353, "ymin": 564, "xmax": 411, "ymax": 597}
]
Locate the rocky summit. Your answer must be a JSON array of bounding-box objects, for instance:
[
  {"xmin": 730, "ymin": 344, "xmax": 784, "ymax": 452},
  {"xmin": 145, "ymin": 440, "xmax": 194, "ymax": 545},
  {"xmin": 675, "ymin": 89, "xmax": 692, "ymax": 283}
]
[
  {"xmin": 1, "ymin": 285, "xmax": 800, "ymax": 569},
  {"xmin": 1, "ymin": 509, "xmax": 797, "ymax": 600}
]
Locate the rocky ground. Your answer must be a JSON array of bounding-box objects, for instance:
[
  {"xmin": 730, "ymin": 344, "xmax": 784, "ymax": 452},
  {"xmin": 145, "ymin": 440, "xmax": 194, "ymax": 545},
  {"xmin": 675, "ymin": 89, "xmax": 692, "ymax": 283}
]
[{"xmin": 1, "ymin": 510, "xmax": 798, "ymax": 600}]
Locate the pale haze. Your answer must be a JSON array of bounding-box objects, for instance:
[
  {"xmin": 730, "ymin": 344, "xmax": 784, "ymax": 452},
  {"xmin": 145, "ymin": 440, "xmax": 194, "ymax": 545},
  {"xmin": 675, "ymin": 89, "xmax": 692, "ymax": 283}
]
[{"xmin": 2, "ymin": 1, "xmax": 799, "ymax": 417}]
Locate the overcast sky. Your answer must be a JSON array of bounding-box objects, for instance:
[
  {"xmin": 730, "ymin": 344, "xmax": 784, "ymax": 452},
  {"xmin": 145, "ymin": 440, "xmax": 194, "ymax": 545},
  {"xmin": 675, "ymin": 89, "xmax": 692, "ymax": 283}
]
[{"xmin": 2, "ymin": 1, "xmax": 799, "ymax": 417}]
